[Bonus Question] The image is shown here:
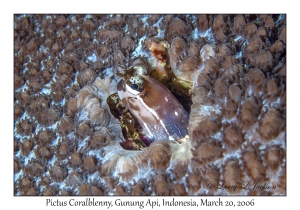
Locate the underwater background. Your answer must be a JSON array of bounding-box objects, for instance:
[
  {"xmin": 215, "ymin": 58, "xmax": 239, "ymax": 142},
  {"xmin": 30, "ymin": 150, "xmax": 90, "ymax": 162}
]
[{"xmin": 14, "ymin": 14, "xmax": 286, "ymax": 195}]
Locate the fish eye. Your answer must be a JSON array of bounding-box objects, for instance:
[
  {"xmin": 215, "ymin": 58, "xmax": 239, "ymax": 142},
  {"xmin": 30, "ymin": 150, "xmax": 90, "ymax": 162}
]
[
  {"xmin": 125, "ymin": 76, "xmax": 146, "ymax": 95},
  {"xmin": 130, "ymin": 83, "xmax": 139, "ymax": 90}
]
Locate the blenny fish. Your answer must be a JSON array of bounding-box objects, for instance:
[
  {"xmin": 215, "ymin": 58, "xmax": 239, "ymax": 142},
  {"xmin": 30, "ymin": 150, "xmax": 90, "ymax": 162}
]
[{"xmin": 117, "ymin": 64, "xmax": 189, "ymax": 143}]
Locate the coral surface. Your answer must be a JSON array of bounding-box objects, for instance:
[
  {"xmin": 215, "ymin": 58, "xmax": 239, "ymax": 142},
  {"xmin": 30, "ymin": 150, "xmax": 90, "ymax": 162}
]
[{"xmin": 14, "ymin": 14, "xmax": 286, "ymax": 195}]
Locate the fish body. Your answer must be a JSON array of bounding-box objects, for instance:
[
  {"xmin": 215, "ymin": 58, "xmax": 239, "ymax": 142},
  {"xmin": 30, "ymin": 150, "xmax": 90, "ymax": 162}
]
[{"xmin": 117, "ymin": 73, "xmax": 189, "ymax": 141}]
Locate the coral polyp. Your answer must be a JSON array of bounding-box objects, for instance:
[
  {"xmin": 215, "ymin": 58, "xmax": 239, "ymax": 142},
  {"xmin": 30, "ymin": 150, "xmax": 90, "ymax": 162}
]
[{"xmin": 14, "ymin": 14, "xmax": 286, "ymax": 196}]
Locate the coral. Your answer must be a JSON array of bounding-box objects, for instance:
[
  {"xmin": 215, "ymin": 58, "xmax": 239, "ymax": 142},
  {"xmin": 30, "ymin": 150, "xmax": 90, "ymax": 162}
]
[
  {"xmin": 20, "ymin": 139, "xmax": 34, "ymax": 156},
  {"xmin": 234, "ymin": 15, "xmax": 246, "ymax": 35},
  {"xmin": 166, "ymin": 17, "xmax": 191, "ymax": 43},
  {"xmin": 172, "ymin": 183, "xmax": 187, "ymax": 196},
  {"xmin": 192, "ymin": 138, "xmax": 223, "ymax": 165},
  {"xmin": 223, "ymin": 126, "xmax": 244, "ymax": 151},
  {"xmin": 22, "ymin": 162, "xmax": 45, "ymax": 177},
  {"xmin": 153, "ymin": 174, "xmax": 170, "ymax": 195},
  {"xmin": 121, "ymin": 36, "xmax": 135, "ymax": 53},
  {"xmin": 56, "ymin": 142, "xmax": 71, "ymax": 160},
  {"xmin": 244, "ymin": 22, "xmax": 257, "ymax": 41},
  {"xmin": 36, "ymin": 108, "xmax": 61, "ymax": 127},
  {"xmin": 186, "ymin": 170, "xmax": 202, "ymax": 194},
  {"xmin": 16, "ymin": 118, "xmax": 35, "ymax": 136},
  {"xmin": 57, "ymin": 117, "xmax": 74, "ymax": 136},
  {"xmin": 238, "ymin": 98, "xmax": 260, "ymax": 131},
  {"xmin": 14, "ymin": 14, "xmax": 286, "ymax": 196},
  {"xmin": 14, "ymin": 74, "xmax": 25, "ymax": 89},
  {"xmin": 82, "ymin": 156, "xmax": 97, "ymax": 173},
  {"xmin": 70, "ymin": 153, "xmax": 83, "ymax": 168},
  {"xmin": 88, "ymin": 131, "xmax": 108, "ymax": 149},
  {"xmin": 14, "ymin": 103, "xmax": 24, "ymax": 119},
  {"xmin": 18, "ymin": 177, "xmax": 35, "ymax": 195},
  {"xmin": 222, "ymin": 159, "xmax": 243, "ymax": 194},
  {"xmin": 149, "ymin": 140, "xmax": 171, "ymax": 172},
  {"xmin": 197, "ymin": 15, "xmax": 209, "ymax": 32},
  {"xmin": 242, "ymin": 145, "xmax": 266, "ymax": 182},
  {"xmin": 115, "ymin": 185, "xmax": 128, "ymax": 195},
  {"xmin": 115, "ymin": 156, "xmax": 139, "ymax": 182},
  {"xmin": 66, "ymin": 98, "xmax": 77, "ymax": 118},
  {"xmin": 49, "ymin": 165, "xmax": 67, "ymax": 182},
  {"xmin": 259, "ymin": 109, "xmax": 285, "ymax": 141},
  {"xmin": 130, "ymin": 181, "xmax": 149, "ymax": 195},
  {"xmin": 78, "ymin": 69, "xmax": 97, "ymax": 88},
  {"xmin": 35, "ymin": 146, "xmax": 53, "ymax": 160},
  {"xmin": 43, "ymin": 186, "xmax": 58, "ymax": 196}
]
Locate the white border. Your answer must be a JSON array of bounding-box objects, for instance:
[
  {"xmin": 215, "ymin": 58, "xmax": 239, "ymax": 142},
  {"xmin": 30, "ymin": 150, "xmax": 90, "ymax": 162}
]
[{"xmin": 3, "ymin": 1, "xmax": 295, "ymax": 209}]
